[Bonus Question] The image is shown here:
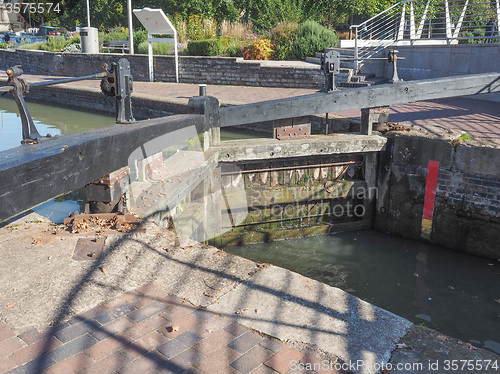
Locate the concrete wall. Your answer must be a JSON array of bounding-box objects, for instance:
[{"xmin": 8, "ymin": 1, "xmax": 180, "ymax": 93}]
[
  {"xmin": 382, "ymin": 43, "xmax": 500, "ymax": 81},
  {"xmin": 0, "ymin": 49, "xmax": 323, "ymax": 89},
  {"xmin": 376, "ymin": 131, "xmax": 500, "ymax": 259}
]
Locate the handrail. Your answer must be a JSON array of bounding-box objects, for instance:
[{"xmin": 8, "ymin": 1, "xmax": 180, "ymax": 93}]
[
  {"xmin": 350, "ymin": 0, "xmax": 414, "ymax": 29},
  {"xmin": 347, "ymin": 0, "xmax": 500, "ymax": 72}
]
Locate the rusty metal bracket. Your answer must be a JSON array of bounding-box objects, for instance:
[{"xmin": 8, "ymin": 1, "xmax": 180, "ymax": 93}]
[
  {"xmin": 6, "ymin": 66, "xmax": 47, "ymax": 144},
  {"xmin": 275, "ymin": 124, "xmax": 311, "ymax": 140},
  {"xmin": 388, "ymin": 49, "xmax": 406, "ymax": 83},
  {"xmin": 361, "ymin": 106, "xmax": 390, "ymax": 135},
  {"xmin": 101, "ymin": 58, "xmax": 136, "ymax": 124},
  {"xmin": 321, "ymin": 50, "xmax": 340, "ymax": 92}
]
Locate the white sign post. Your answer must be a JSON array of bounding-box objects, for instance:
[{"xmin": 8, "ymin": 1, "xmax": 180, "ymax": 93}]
[{"xmin": 133, "ymin": 8, "xmax": 179, "ymax": 83}]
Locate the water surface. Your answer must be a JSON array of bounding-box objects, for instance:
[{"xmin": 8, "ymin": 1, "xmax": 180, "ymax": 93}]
[{"xmin": 225, "ymin": 231, "xmax": 500, "ymax": 354}]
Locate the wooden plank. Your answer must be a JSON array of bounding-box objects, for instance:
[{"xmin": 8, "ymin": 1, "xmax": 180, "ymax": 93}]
[
  {"xmin": 219, "ymin": 72, "xmax": 500, "ymax": 127},
  {"xmin": 0, "ymin": 114, "xmax": 205, "ymax": 222},
  {"xmin": 215, "ymin": 134, "xmax": 387, "ymax": 162}
]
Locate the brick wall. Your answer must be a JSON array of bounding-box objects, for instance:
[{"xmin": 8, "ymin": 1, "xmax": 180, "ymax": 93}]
[
  {"xmin": 376, "ymin": 132, "xmax": 500, "ymax": 259},
  {"xmin": 0, "ymin": 49, "xmax": 323, "ymax": 89}
]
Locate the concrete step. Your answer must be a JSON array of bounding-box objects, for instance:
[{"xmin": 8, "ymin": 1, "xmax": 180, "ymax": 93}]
[
  {"xmin": 305, "ymin": 56, "xmax": 321, "ymax": 65},
  {"xmin": 350, "ymin": 73, "xmax": 376, "ymax": 83},
  {"xmin": 326, "ymin": 47, "xmax": 355, "ymax": 56},
  {"xmin": 339, "ymin": 77, "xmax": 388, "ymax": 88}
]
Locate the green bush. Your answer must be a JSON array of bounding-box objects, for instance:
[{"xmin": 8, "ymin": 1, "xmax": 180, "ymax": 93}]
[
  {"xmin": 269, "ymin": 21, "xmax": 299, "ymax": 60},
  {"xmin": 133, "ymin": 29, "xmax": 147, "ymax": 51},
  {"xmin": 137, "ymin": 40, "xmax": 174, "ymax": 55},
  {"xmin": 221, "ymin": 38, "xmax": 245, "ymax": 57},
  {"xmin": 290, "ymin": 20, "xmax": 339, "ymax": 60},
  {"xmin": 100, "ymin": 27, "xmax": 128, "ymax": 45},
  {"xmin": 187, "ymin": 39, "xmax": 224, "ymax": 56},
  {"xmin": 39, "ymin": 36, "xmax": 71, "ymax": 52}
]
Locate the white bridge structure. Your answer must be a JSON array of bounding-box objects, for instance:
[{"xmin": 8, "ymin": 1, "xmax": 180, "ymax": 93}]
[{"xmin": 346, "ymin": 0, "xmax": 500, "ymax": 71}]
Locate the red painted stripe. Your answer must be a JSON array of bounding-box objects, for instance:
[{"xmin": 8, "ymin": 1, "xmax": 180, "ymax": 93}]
[{"xmin": 422, "ymin": 160, "xmax": 440, "ymax": 220}]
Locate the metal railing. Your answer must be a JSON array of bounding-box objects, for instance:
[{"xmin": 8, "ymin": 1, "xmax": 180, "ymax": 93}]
[{"xmin": 350, "ymin": 0, "xmax": 500, "ymax": 71}]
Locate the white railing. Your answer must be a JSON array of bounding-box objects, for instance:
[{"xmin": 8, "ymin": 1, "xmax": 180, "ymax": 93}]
[{"xmin": 350, "ymin": 0, "xmax": 500, "ymax": 71}]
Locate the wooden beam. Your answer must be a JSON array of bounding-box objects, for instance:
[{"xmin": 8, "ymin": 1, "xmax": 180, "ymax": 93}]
[
  {"xmin": 0, "ymin": 114, "xmax": 204, "ymax": 222},
  {"xmin": 215, "ymin": 135, "xmax": 387, "ymax": 162},
  {"xmin": 219, "ymin": 73, "xmax": 500, "ymax": 127}
]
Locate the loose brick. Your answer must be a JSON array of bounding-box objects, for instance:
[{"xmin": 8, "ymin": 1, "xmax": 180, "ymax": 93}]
[
  {"xmin": 47, "ymin": 334, "xmax": 98, "ymax": 363},
  {"xmin": 9, "ymin": 336, "xmax": 62, "ymax": 366},
  {"xmin": 264, "ymin": 347, "xmax": 304, "ymax": 373},
  {"xmin": 193, "ymin": 330, "xmax": 235, "ymax": 355},
  {"xmin": 43, "ymin": 352, "xmax": 93, "ymax": 374},
  {"xmin": 124, "ymin": 314, "xmax": 170, "ymax": 340},
  {"xmin": 127, "ymin": 301, "xmax": 169, "ymax": 323},
  {"xmin": 0, "ymin": 336, "xmax": 26, "ymax": 358},
  {"xmin": 93, "ymin": 303, "xmax": 136, "ymax": 325},
  {"xmin": 223, "ymin": 321, "xmax": 248, "ymax": 337},
  {"xmin": 194, "ymin": 346, "xmax": 240, "ymax": 373},
  {"xmin": 227, "ymin": 331, "xmax": 263, "ymax": 354},
  {"xmin": 78, "ymin": 350, "xmax": 130, "ymax": 374},
  {"xmin": 230, "ymin": 345, "xmax": 274, "ymax": 374}
]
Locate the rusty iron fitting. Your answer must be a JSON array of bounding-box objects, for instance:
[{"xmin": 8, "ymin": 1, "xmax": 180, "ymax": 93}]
[{"xmin": 6, "ymin": 66, "xmax": 23, "ymax": 78}]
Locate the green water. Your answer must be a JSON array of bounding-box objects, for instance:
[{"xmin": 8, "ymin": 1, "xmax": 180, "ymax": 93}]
[{"xmin": 225, "ymin": 231, "xmax": 500, "ymax": 355}]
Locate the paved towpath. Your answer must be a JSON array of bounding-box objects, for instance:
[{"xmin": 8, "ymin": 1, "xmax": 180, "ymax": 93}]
[{"xmin": 10, "ymin": 73, "xmax": 500, "ymax": 139}]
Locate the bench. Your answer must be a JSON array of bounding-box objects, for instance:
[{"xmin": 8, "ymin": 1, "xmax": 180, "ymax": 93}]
[{"xmin": 101, "ymin": 40, "xmax": 130, "ymax": 53}]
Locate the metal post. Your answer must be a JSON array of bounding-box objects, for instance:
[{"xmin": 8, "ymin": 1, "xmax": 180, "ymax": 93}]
[
  {"xmin": 199, "ymin": 84, "xmax": 207, "ymax": 96},
  {"xmin": 148, "ymin": 33, "xmax": 154, "ymax": 82},
  {"xmin": 127, "ymin": 0, "xmax": 134, "ymax": 54},
  {"xmin": 354, "ymin": 27, "xmax": 359, "ymax": 73},
  {"xmin": 86, "ymin": 0, "xmax": 91, "ymax": 28},
  {"xmin": 174, "ymin": 30, "xmax": 179, "ymax": 83},
  {"xmin": 6, "ymin": 66, "xmax": 46, "ymax": 144}
]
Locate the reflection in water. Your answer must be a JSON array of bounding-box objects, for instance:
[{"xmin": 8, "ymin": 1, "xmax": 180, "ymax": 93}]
[
  {"xmin": 0, "ymin": 97, "xmax": 116, "ymax": 152},
  {"xmin": 0, "ymin": 98, "xmax": 115, "ymax": 221},
  {"xmin": 225, "ymin": 231, "xmax": 500, "ymax": 354},
  {"xmin": 0, "ymin": 97, "xmax": 264, "ymax": 222}
]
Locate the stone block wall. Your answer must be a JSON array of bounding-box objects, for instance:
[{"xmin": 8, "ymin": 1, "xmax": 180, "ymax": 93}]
[
  {"xmin": 0, "ymin": 49, "xmax": 323, "ymax": 89},
  {"xmin": 376, "ymin": 132, "xmax": 500, "ymax": 259}
]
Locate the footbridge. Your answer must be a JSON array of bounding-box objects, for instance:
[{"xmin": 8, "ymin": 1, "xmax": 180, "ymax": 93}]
[{"xmin": 1, "ymin": 60, "xmax": 500, "ymax": 247}]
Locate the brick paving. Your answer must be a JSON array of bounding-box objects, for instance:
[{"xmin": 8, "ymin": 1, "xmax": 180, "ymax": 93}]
[{"xmin": 1, "ymin": 283, "xmax": 346, "ymax": 374}]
